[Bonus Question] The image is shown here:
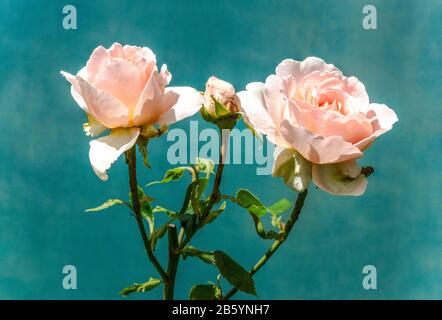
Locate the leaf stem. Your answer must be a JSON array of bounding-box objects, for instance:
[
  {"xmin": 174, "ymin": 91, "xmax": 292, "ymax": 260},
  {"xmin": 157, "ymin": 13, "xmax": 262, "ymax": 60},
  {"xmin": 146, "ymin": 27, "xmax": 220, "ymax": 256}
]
[
  {"xmin": 222, "ymin": 189, "xmax": 308, "ymax": 300},
  {"xmin": 126, "ymin": 147, "xmax": 169, "ymax": 282}
]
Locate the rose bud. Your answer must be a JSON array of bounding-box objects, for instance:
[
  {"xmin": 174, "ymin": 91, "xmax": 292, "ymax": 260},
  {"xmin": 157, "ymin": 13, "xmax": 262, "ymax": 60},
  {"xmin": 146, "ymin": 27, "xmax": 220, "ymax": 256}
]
[{"xmin": 204, "ymin": 76, "xmax": 240, "ymax": 119}]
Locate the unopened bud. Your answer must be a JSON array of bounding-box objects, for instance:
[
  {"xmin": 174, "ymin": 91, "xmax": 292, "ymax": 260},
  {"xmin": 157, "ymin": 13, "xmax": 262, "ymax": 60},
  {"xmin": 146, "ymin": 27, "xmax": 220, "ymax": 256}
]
[{"xmin": 204, "ymin": 76, "xmax": 240, "ymax": 118}]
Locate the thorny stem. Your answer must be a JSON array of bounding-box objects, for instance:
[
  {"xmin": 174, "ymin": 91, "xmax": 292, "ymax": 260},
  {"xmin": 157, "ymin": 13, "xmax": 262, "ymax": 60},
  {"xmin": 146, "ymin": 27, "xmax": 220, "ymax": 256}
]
[
  {"xmin": 126, "ymin": 147, "xmax": 169, "ymax": 282},
  {"xmin": 223, "ymin": 189, "xmax": 309, "ymax": 300},
  {"xmin": 176, "ymin": 128, "xmax": 227, "ymax": 251},
  {"xmin": 164, "ymin": 224, "xmax": 179, "ymax": 300}
]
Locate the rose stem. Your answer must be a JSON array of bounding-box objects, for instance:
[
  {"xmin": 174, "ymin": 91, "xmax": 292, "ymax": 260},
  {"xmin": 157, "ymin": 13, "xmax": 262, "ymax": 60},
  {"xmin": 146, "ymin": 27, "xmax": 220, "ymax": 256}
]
[
  {"xmin": 223, "ymin": 189, "xmax": 309, "ymax": 300},
  {"xmin": 164, "ymin": 224, "xmax": 179, "ymax": 300},
  {"xmin": 176, "ymin": 127, "xmax": 227, "ymax": 251},
  {"xmin": 126, "ymin": 147, "xmax": 169, "ymax": 282}
]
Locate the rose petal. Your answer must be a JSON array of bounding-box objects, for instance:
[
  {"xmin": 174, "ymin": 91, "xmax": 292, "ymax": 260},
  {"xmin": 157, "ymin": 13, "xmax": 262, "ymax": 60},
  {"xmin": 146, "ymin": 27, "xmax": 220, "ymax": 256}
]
[
  {"xmin": 159, "ymin": 64, "xmax": 172, "ymax": 86},
  {"xmin": 132, "ymin": 69, "xmax": 176, "ymax": 126},
  {"xmin": 264, "ymin": 75, "xmax": 287, "ymax": 127},
  {"xmin": 83, "ymin": 114, "xmax": 107, "ymax": 137},
  {"xmin": 367, "ymin": 103, "xmax": 398, "ymax": 131},
  {"xmin": 89, "ymin": 127, "xmax": 140, "ymax": 181},
  {"xmin": 238, "ymin": 82, "xmax": 282, "ymax": 145},
  {"xmin": 108, "ymin": 42, "xmax": 124, "ymax": 58},
  {"xmin": 76, "ymin": 76, "xmax": 130, "ymax": 128},
  {"xmin": 92, "ymin": 58, "xmax": 148, "ymax": 109},
  {"xmin": 355, "ymin": 103, "xmax": 398, "ymax": 150},
  {"xmin": 272, "ymin": 146, "xmax": 312, "ymax": 192},
  {"xmin": 279, "ymin": 119, "xmax": 363, "ymax": 164},
  {"xmin": 312, "ymin": 161, "xmax": 367, "ymax": 196},
  {"xmin": 157, "ymin": 87, "xmax": 204, "ymax": 125},
  {"xmin": 276, "ymin": 57, "xmax": 342, "ymax": 81},
  {"xmin": 299, "ymin": 72, "xmax": 369, "ymax": 107},
  {"xmin": 293, "ymin": 100, "xmax": 374, "ymax": 144},
  {"xmin": 60, "ymin": 71, "xmax": 89, "ymax": 112},
  {"xmin": 84, "ymin": 46, "xmax": 109, "ymax": 82},
  {"xmin": 342, "ymin": 76, "xmax": 369, "ymax": 106}
]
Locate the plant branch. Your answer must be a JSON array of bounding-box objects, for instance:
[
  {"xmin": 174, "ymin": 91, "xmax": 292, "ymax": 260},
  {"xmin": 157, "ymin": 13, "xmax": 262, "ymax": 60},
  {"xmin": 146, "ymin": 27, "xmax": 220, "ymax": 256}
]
[
  {"xmin": 223, "ymin": 189, "xmax": 309, "ymax": 300},
  {"xmin": 164, "ymin": 224, "xmax": 179, "ymax": 300},
  {"xmin": 126, "ymin": 147, "xmax": 169, "ymax": 281},
  {"xmin": 177, "ymin": 129, "xmax": 227, "ymax": 250}
]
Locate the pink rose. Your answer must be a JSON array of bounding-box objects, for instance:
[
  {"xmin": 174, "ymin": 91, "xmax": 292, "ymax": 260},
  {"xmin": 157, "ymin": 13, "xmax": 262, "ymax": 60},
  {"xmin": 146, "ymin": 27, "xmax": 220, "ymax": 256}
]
[
  {"xmin": 204, "ymin": 76, "xmax": 240, "ymax": 117},
  {"xmin": 239, "ymin": 57, "xmax": 398, "ymax": 196},
  {"xmin": 61, "ymin": 43, "xmax": 204, "ymax": 181}
]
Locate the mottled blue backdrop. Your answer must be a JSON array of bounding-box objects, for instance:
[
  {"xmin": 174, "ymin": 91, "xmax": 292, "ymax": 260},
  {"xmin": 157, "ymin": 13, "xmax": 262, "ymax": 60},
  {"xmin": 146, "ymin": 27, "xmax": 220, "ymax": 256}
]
[{"xmin": 0, "ymin": 0, "xmax": 441, "ymax": 299}]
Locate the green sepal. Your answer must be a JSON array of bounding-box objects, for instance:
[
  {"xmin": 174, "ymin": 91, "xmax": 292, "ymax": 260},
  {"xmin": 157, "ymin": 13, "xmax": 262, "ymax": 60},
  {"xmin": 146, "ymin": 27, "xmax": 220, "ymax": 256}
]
[{"xmin": 137, "ymin": 137, "xmax": 151, "ymax": 169}]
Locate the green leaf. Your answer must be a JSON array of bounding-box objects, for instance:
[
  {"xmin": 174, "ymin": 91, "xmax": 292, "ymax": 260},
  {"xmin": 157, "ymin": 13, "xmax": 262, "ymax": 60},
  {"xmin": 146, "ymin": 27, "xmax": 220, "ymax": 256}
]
[
  {"xmin": 230, "ymin": 190, "xmax": 289, "ymax": 240},
  {"xmin": 179, "ymin": 181, "xmax": 199, "ymax": 215},
  {"xmin": 178, "ymin": 213, "xmax": 198, "ymax": 238},
  {"xmin": 195, "ymin": 158, "xmax": 215, "ymax": 178},
  {"xmin": 153, "ymin": 206, "xmax": 177, "ymax": 218},
  {"xmin": 213, "ymin": 251, "xmax": 256, "ymax": 295},
  {"xmin": 146, "ymin": 167, "xmax": 186, "ymax": 186},
  {"xmin": 249, "ymin": 212, "xmax": 285, "ymax": 241},
  {"xmin": 268, "ymin": 198, "xmax": 292, "ymax": 216},
  {"xmin": 235, "ymin": 190, "xmax": 292, "ymax": 217},
  {"xmin": 129, "ymin": 185, "xmax": 154, "ymax": 206},
  {"xmin": 141, "ymin": 201, "xmax": 155, "ymax": 234},
  {"xmin": 271, "ymin": 214, "xmax": 284, "ymax": 231},
  {"xmin": 189, "ymin": 284, "xmax": 221, "ymax": 300},
  {"xmin": 201, "ymin": 201, "xmax": 226, "ymax": 226},
  {"xmin": 150, "ymin": 223, "xmax": 169, "ymax": 251},
  {"xmin": 140, "ymin": 199, "xmax": 153, "ymax": 217},
  {"xmin": 85, "ymin": 199, "xmax": 125, "ymax": 212},
  {"xmin": 235, "ymin": 189, "xmax": 268, "ymax": 217},
  {"xmin": 119, "ymin": 277, "xmax": 162, "ymax": 296},
  {"xmin": 191, "ymin": 177, "xmax": 208, "ymax": 216},
  {"xmin": 194, "ymin": 178, "xmax": 209, "ymax": 202},
  {"xmin": 180, "ymin": 246, "xmax": 215, "ymax": 265},
  {"xmin": 129, "ymin": 186, "xmax": 155, "ymax": 233}
]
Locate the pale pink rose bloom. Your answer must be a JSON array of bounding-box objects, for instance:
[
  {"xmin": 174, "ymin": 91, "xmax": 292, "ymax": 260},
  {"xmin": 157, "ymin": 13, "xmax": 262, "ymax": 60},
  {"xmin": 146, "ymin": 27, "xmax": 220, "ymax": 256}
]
[
  {"xmin": 239, "ymin": 57, "xmax": 398, "ymax": 196},
  {"xmin": 61, "ymin": 43, "xmax": 204, "ymax": 181},
  {"xmin": 204, "ymin": 76, "xmax": 240, "ymax": 117}
]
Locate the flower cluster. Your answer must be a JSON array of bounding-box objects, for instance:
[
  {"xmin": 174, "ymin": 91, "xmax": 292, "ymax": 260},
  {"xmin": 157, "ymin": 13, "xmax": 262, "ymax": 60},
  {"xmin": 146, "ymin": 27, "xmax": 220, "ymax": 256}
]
[
  {"xmin": 61, "ymin": 43, "xmax": 398, "ymax": 300},
  {"xmin": 62, "ymin": 43, "xmax": 397, "ymax": 195}
]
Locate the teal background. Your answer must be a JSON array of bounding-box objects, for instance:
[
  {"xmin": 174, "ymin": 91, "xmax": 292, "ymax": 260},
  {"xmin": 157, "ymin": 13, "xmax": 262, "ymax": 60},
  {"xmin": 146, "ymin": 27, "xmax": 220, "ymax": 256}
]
[{"xmin": 0, "ymin": 0, "xmax": 441, "ymax": 299}]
